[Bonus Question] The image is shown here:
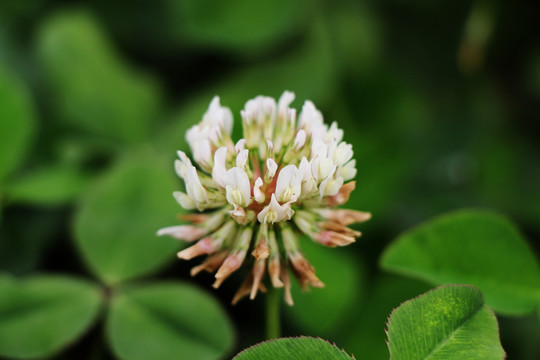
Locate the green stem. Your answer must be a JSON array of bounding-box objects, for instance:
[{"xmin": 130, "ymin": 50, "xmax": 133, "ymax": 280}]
[{"xmin": 265, "ymin": 286, "xmax": 281, "ymax": 339}]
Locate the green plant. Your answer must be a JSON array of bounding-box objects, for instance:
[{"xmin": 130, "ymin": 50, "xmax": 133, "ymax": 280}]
[
  {"xmin": 2, "ymin": 1, "xmax": 540, "ymax": 358},
  {"xmin": 233, "ymin": 285, "xmax": 505, "ymax": 359}
]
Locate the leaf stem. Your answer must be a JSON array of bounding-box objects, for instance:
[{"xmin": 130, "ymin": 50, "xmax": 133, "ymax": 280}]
[{"xmin": 265, "ymin": 286, "xmax": 281, "ymax": 339}]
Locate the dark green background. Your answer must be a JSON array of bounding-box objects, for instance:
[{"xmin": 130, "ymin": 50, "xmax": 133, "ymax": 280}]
[{"xmin": 1, "ymin": 0, "xmax": 539, "ymax": 358}]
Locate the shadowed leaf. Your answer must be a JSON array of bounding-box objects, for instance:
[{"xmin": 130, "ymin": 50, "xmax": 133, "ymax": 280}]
[
  {"xmin": 74, "ymin": 148, "xmax": 181, "ymax": 284},
  {"xmin": 107, "ymin": 282, "xmax": 234, "ymax": 360},
  {"xmin": 0, "ymin": 63, "xmax": 35, "ymax": 182},
  {"xmin": 0, "ymin": 275, "xmax": 102, "ymax": 359}
]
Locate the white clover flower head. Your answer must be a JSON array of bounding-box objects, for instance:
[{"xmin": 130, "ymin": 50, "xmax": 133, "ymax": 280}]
[{"xmin": 158, "ymin": 91, "xmax": 370, "ymax": 305}]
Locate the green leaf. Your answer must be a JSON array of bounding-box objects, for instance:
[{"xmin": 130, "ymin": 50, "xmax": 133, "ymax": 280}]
[
  {"xmin": 233, "ymin": 337, "xmax": 353, "ymax": 360},
  {"xmin": 37, "ymin": 10, "xmax": 161, "ymax": 144},
  {"xmin": 387, "ymin": 285, "xmax": 505, "ymax": 360},
  {"xmin": 5, "ymin": 165, "xmax": 89, "ymax": 205},
  {"xmin": 380, "ymin": 209, "xmax": 540, "ymax": 315},
  {"xmin": 285, "ymin": 238, "xmax": 364, "ymax": 335},
  {"xmin": 0, "ymin": 275, "xmax": 103, "ymax": 359},
  {"xmin": 74, "ymin": 148, "xmax": 181, "ymax": 284},
  {"xmin": 0, "ymin": 62, "xmax": 35, "ymax": 182},
  {"xmin": 107, "ymin": 282, "xmax": 234, "ymax": 360}
]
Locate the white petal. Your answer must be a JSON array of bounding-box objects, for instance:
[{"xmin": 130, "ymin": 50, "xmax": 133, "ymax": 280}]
[
  {"xmin": 333, "ymin": 142, "xmax": 353, "ymax": 166},
  {"xmin": 311, "ymin": 156, "xmax": 336, "ymax": 181},
  {"xmin": 298, "ymin": 157, "xmax": 317, "ymax": 194},
  {"xmin": 298, "ymin": 157, "xmax": 311, "ymax": 181},
  {"xmin": 275, "ymin": 164, "xmax": 301, "ymax": 203},
  {"xmin": 212, "ymin": 146, "xmax": 228, "ymax": 188},
  {"xmin": 177, "ymin": 151, "xmax": 192, "ymax": 166},
  {"xmin": 319, "ymin": 177, "xmax": 344, "ymax": 198},
  {"xmin": 319, "ymin": 178, "xmax": 329, "ymax": 199},
  {"xmin": 236, "ymin": 149, "xmax": 249, "ymax": 169},
  {"xmin": 185, "ymin": 125, "xmax": 201, "ymax": 147},
  {"xmin": 156, "ymin": 225, "xmax": 204, "ymax": 241},
  {"xmin": 266, "ymin": 140, "xmax": 274, "ymax": 152},
  {"xmin": 288, "ymin": 108, "xmax": 297, "ymax": 126},
  {"xmin": 176, "ymin": 151, "xmax": 194, "ymax": 179},
  {"xmin": 221, "ymin": 106, "xmax": 234, "ymax": 135},
  {"xmin": 262, "ymin": 97, "xmax": 276, "ymax": 117},
  {"xmin": 224, "ymin": 167, "xmax": 251, "ymax": 207},
  {"xmin": 266, "ymin": 158, "xmax": 278, "ymax": 179},
  {"xmin": 157, "ymin": 225, "xmax": 185, "ymax": 237},
  {"xmin": 302, "ymin": 178, "xmax": 317, "ymax": 195},
  {"xmin": 339, "ymin": 160, "xmax": 357, "ymax": 181},
  {"xmin": 254, "ymin": 177, "xmax": 265, "ymax": 203},
  {"xmin": 208, "ymin": 126, "xmax": 222, "ymax": 144},
  {"xmin": 257, "ymin": 194, "xmax": 293, "ymax": 224},
  {"xmin": 311, "ymin": 142, "xmax": 328, "ymax": 159},
  {"xmin": 173, "ymin": 191, "xmax": 196, "ymax": 210},
  {"xmin": 187, "ymin": 126, "xmax": 213, "ymax": 168},
  {"xmin": 185, "ymin": 167, "xmax": 208, "ymax": 207},
  {"xmin": 293, "ymin": 129, "xmax": 306, "ymax": 150},
  {"xmin": 277, "ymin": 90, "xmax": 295, "ymax": 119},
  {"xmin": 327, "ymin": 122, "xmax": 344, "ymax": 143},
  {"xmin": 244, "ymin": 97, "xmax": 263, "ymax": 123},
  {"xmin": 203, "ymin": 96, "xmax": 233, "ymax": 134},
  {"xmin": 174, "ymin": 160, "xmax": 187, "ymax": 179},
  {"xmin": 240, "ymin": 109, "xmax": 250, "ymax": 124},
  {"xmin": 299, "ymin": 100, "xmax": 324, "ymax": 131},
  {"xmin": 196, "ymin": 139, "xmax": 213, "ymax": 166},
  {"xmin": 208, "ymin": 96, "xmax": 221, "ymax": 113},
  {"xmin": 235, "ymin": 139, "xmax": 246, "ymax": 153}
]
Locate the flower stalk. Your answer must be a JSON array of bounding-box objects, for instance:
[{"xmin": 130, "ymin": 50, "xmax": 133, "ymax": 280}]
[{"xmin": 265, "ymin": 286, "xmax": 281, "ymax": 340}]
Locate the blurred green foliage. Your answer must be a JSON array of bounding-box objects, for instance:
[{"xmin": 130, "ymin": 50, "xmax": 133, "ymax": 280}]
[
  {"xmin": 0, "ymin": 275, "xmax": 102, "ymax": 359},
  {"xmin": 0, "ymin": 64, "xmax": 35, "ymax": 183},
  {"xmin": 0, "ymin": 0, "xmax": 539, "ymax": 358},
  {"xmin": 74, "ymin": 149, "xmax": 181, "ymax": 285},
  {"xmin": 107, "ymin": 282, "xmax": 234, "ymax": 360},
  {"xmin": 37, "ymin": 10, "xmax": 162, "ymax": 146}
]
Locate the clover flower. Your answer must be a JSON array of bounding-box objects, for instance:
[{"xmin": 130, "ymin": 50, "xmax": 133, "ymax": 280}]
[{"xmin": 157, "ymin": 91, "xmax": 370, "ymax": 305}]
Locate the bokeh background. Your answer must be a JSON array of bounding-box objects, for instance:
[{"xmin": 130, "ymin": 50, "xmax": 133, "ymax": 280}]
[{"xmin": 1, "ymin": 0, "xmax": 540, "ymax": 359}]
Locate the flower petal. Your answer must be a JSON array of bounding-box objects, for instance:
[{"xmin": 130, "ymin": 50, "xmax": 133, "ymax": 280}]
[{"xmin": 224, "ymin": 167, "xmax": 251, "ymax": 207}]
